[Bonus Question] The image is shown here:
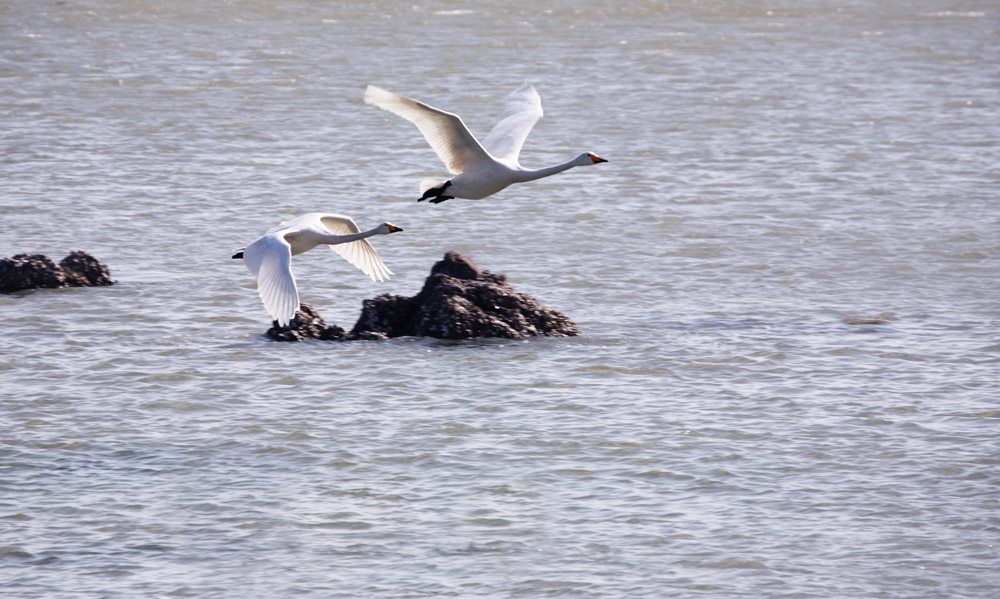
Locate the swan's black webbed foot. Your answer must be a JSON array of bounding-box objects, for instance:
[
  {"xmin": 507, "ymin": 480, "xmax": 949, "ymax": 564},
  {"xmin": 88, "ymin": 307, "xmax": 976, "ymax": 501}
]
[{"xmin": 419, "ymin": 180, "xmax": 452, "ymax": 203}]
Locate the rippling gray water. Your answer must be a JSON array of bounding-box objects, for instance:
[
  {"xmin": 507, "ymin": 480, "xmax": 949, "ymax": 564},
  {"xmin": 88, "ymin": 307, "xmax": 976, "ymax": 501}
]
[{"xmin": 2, "ymin": 1, "xmax": 998, "ymax": 597}]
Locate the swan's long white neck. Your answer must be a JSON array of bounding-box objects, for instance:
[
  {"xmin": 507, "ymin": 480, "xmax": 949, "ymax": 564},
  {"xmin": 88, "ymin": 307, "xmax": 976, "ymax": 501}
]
[
  {"xmin": 318, "ymin": 227, "xmax": 380, "ymax": 246},
  {"xmin": 516, "ymin": 158, "xmax": 582, "ymax": 182},
  {"xmin": 288, "ymin": 226, "xmax": 382, "ymax": 255}
]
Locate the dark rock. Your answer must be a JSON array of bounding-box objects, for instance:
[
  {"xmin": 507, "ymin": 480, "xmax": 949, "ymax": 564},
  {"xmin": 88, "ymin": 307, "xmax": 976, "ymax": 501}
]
[
  {"xmin": 263, "ymin": 252, "xmax": 579, "ymax": 342},
  {"xmin": 352, "ymin": 293, "xmax": 417, "ymax": 337},
  {"xmin": 60, "ymin": 251, "xmax": 115, "ymax": 287},
  {"xmin": 350, "ymin": 252, "xmax": 579, "ymax": 340},
  {"xmin": 265, "ymin": 303, "xmax": 348, "ymax": 342},
  {"xmin": 351, "ymin": 330, "xmax": 390, "ymax": 341},
  {"xmin": 0, "ymin": 254, "xmax": 66, "ymax": 292},
  {"xmin": 430, "ymin": 249, "xmax": 482, "ymax": 280},
  {"xmin": 0, "ymin": 251, "xmax": 114, "ymax": 293}
]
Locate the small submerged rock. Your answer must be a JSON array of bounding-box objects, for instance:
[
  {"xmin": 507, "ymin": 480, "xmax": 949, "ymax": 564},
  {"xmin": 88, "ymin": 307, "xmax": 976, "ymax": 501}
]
[
  {"xmin": 844, "ymin": 312, "xmax": 897, "ymax": 326},
  {"xmin": 265, "ymin": 303, "xmax": 347, "ymax": 342},
  {"xmin": 0, "ymin": 251, "xmax": 114, "ymax": 293},
  {"xmin": 59, "ymin": 251, "xmax": 115, "ymax": 287},
  {"xmin": 264, "ymin": 251, "xmax": 579, "ymax": 341}
]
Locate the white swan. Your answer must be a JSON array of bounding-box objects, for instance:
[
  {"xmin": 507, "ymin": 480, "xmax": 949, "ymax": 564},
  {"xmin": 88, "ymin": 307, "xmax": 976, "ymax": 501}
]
[
  {"xmin": 364, "ymin": 82, "xmax": 608, "ymax": 203},
  {"xmin": 232, "ymin": 213, "xmax": 403, "ymax": 326}
]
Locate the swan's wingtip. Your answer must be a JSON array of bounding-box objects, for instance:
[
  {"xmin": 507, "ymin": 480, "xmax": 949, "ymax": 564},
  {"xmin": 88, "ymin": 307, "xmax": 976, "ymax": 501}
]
[{"xmin": 363, "ymin": 84, "xmax": 393, "ymax": 106}]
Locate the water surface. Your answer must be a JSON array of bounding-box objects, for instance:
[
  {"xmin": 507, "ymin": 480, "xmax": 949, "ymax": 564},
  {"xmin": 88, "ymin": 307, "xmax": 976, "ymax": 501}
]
[{"xmin": 1, "ymin": 1, "xmax": 998, "ymax": 597}]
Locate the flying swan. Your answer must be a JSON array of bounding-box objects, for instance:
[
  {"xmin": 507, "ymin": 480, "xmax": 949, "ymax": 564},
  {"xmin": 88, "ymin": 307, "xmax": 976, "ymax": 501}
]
[
  {"xmin": 232, "ymin": 213, "xmax": 403, "ymax": 326},
  {"xmin": 363, "ymin": 82, "xmax": 608, "ymax": 203}
]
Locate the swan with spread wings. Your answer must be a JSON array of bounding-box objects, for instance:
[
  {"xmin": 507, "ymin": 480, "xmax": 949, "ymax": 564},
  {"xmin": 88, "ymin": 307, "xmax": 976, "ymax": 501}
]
[
  {"xmin": 364, "ymin": 82, "xmax": 607, "ymax": 203},
  {"xmin": 233, "ymin": 213, "xmax": 402, "ymax": 326}
]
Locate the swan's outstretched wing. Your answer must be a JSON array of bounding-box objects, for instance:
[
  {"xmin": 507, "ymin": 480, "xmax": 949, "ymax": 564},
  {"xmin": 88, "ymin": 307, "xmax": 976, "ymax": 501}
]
[
  {"xmin": 481, "ymin": 82, "xmax": 544, "ymax": 164},
  {"xmin": 243, "ymin": 234, "xmax": 298, "ymax": 327},
  {"xmin": 364, "ymin": 85, "xmax": 494, "ymax": 173},
  {"xmin": 319, "ymin": 214, "xmax": 393, "ymax": 283}
]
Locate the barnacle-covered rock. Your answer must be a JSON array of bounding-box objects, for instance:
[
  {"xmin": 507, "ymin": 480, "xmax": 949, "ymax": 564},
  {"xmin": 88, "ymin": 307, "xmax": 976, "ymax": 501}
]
[
  {"xmin": 264, "ymin": 252, "xmax": 579, "ymax": 342},
  {"xmin": 265, "ymin": 303, "xmax": 347, "ymax": 342},
  {"xmin": 0, "ymin": 251, "xmax": 114, "ymax": 293},
  {"xmin": 351, "ymin": 251, "xmax": 579, "ymax": 340}
]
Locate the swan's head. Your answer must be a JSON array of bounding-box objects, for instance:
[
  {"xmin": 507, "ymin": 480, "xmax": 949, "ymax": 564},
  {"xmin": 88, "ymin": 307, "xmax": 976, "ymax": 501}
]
[
  {"xmin": 377, "ymin": 223, "xmax": 404, "ymax": 235},
  {"xmin": 579, "ymin": 152, "xmax": 608, "ymax": 166}
]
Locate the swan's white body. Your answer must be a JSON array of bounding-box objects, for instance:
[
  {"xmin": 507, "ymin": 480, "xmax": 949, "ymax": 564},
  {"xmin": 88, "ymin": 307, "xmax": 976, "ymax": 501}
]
[
  {"xmin": 234, "ymin": 213, "xmax": 402, "ymax": 326},
  {"xmin": 364, "ymin": 82, "xmax": 607, "ymax": 202}
]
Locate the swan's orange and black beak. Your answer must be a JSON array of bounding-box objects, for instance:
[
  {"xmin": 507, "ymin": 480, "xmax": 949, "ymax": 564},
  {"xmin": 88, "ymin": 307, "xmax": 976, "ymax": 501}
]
[
  {"xmin": 387, "ymin": 224, "xmax": 403, "ymax": 233},
  {"xmin": 590, "ymin": 153, "xmax": 608, "ymax": 164}
]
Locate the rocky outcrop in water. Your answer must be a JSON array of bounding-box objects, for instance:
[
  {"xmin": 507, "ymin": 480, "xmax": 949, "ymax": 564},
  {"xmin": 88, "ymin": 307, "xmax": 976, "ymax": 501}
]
[
  {"xmin": 0, "ymin": 251, "xmax": 115, "ymax": 293},
  {"xmin": 352, "ymin": 251, "xmax": 580, "ymax": 339},
  {"xmin": 265, "ymin": 303, "xmax": 348, "ymax": 342},
  {"xmin": 264, "ymin": 251, "xmax": 579, "ymax": 341}
]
